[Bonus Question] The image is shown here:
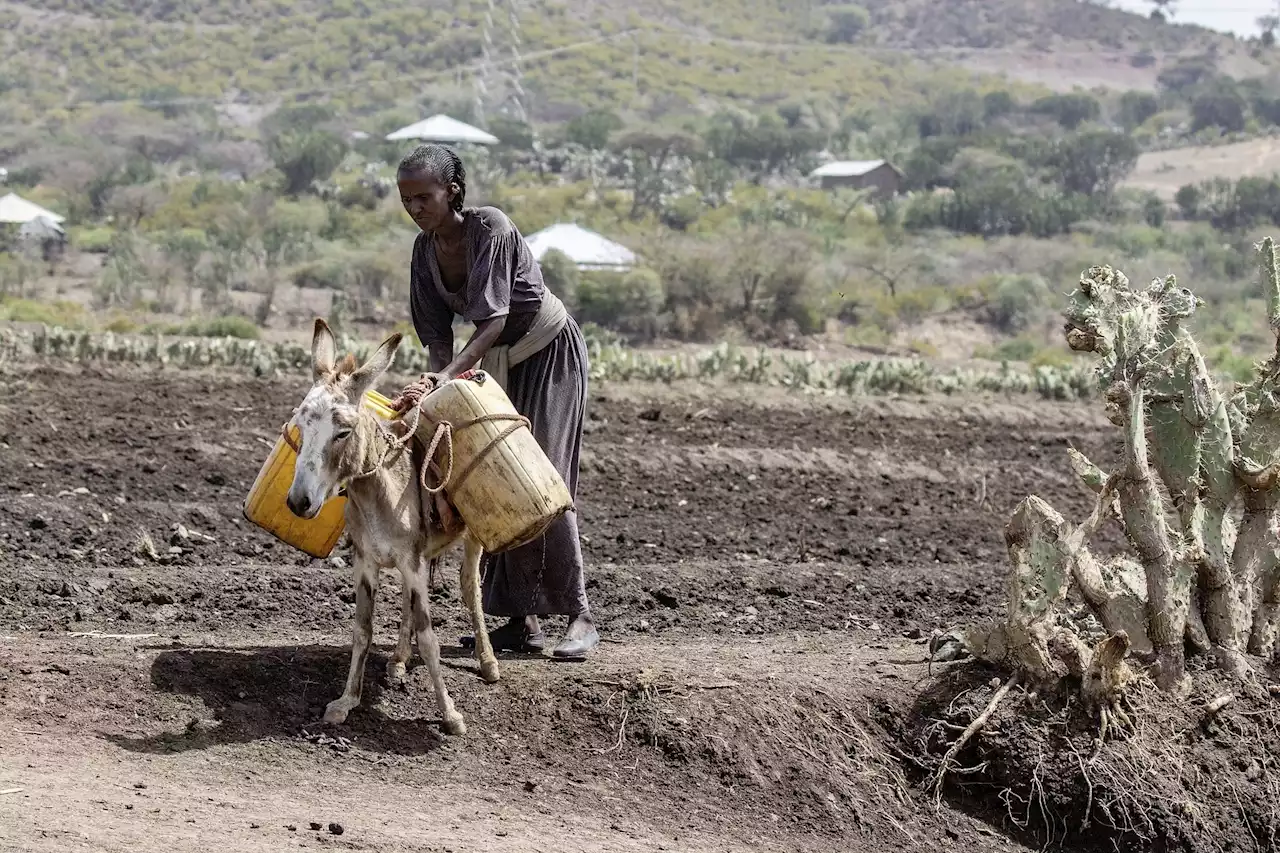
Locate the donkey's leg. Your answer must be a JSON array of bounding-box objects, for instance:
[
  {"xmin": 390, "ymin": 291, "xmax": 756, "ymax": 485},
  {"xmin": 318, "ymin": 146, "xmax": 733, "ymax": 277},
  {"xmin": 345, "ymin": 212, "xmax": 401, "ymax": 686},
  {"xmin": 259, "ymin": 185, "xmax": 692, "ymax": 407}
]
[
  {"xmin": 325, "ymin": 559, "xmax": 379, "ymax": 724},
  {"xmin": 460, "ymin": 538, "xmax": 499, "ymax": 683},
  {"xmin": 402, "ymin": 555, "xmax": 466, "ymax": 735},
  {"xmin": 386, "ymin": 578, "xmax": 414, "ymax": 685}
]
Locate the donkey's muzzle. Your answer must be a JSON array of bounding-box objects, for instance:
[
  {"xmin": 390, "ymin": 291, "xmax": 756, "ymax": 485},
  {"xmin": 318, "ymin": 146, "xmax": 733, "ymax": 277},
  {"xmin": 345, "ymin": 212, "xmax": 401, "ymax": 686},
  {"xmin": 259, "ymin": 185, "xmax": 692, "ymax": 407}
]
[{"xmin": 286, "ymin": 491, "xmax": 313, "ymax": 518}]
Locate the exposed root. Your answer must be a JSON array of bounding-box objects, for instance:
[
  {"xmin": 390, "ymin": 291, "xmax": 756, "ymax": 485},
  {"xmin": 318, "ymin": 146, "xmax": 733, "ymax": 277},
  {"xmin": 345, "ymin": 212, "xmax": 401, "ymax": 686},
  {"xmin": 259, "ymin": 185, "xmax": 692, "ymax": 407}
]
[
  {"xmin": 912, "ymin": 661, "xmax": 1280, "ymax": 852},
  {"xmin": 930, "ymin": 674, "xmax": 1018, "ymax": 804},
  {"xmin": 593, "ymin": 668, "xmax": 673, "ymax": 755},
  {"xmin": 1082, "ymin": 631, "xmax": 1136, "ymax": 748},
  {"xmin": 1203, "ymin": 693, "xmax": 1234, "ymax": 718}
]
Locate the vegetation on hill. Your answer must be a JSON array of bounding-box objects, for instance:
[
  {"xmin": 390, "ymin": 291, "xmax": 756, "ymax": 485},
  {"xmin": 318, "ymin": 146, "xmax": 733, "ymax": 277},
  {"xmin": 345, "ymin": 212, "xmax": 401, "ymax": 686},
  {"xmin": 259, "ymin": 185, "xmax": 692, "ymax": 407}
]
[
  {"xmin": 0, "ymin": 0, "xmax": 1268, "ymax": 124},
  {"xmin": 2, "ymin": 0, "xmax": 1280, "ymax": 378}
]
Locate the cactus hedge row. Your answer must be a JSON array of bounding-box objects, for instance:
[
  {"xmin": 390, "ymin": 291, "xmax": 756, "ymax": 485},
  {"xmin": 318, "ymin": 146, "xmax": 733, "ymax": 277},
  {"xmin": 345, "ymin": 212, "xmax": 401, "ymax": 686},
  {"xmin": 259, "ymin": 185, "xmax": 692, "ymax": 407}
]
[{"xmin": 0, "ymin": 323, "xmax": 1100, "ymax": 401}]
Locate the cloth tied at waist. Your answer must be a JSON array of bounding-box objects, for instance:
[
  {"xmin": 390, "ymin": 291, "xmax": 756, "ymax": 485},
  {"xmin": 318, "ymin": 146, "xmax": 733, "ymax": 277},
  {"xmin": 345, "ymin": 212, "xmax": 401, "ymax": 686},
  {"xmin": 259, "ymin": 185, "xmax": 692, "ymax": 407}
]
[{"xmin": 479, "ymin": 288, "xmax": 568, "ymax": 390}]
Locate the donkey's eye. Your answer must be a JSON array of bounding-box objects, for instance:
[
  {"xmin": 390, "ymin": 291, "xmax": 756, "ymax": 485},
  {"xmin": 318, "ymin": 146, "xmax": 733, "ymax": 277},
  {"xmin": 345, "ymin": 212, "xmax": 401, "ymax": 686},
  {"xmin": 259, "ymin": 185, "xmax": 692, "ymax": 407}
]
[{"xmin": 334, "ymin": 429, "xmax": 353, "ymax": 442}]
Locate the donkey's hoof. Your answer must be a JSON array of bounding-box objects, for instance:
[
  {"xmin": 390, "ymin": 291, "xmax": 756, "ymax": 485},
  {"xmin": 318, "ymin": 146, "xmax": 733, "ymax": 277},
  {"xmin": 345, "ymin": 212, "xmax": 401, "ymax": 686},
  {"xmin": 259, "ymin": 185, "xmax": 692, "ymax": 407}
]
[
  {"xmin": 442, "ymin": 712, "xmax": 467, "ymax": 736},
  {"xmin": 324, "ymin": 699, "xmax": 355, "ymax": 725},
  {"xmin": 480, "ymin": 660, "xmax": 501, "ymax": 683},
  {"xmin": 386, "ymin": 660, "xmax": 408, "ymax": 685}
]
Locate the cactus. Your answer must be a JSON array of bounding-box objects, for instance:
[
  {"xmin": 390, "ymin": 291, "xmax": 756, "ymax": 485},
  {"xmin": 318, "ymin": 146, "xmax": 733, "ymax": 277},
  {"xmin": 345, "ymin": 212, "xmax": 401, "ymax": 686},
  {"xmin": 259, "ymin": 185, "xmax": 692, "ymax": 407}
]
[
  {"xmin": 5, "ymin": 319, "xmax": 1098, "ymax": 401},
  {"xmin": 966, "ymin": 236, "xmax": 1280, "ymax": 710}
]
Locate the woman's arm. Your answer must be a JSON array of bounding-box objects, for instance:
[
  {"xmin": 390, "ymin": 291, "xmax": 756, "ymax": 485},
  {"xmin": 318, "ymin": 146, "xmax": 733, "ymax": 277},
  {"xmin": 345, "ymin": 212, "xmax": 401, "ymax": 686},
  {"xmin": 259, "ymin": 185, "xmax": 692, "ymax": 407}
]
[
  {"xmin": 439, "ymin": 316, "xmax": 506, "ymax": 380},
  {"xmin": 427, "ymin": 341, "xmax": 453, "ymax": 375},
  {"xmin": 409, "ymin": 235, "xmax": 457, "ymax": 367}
]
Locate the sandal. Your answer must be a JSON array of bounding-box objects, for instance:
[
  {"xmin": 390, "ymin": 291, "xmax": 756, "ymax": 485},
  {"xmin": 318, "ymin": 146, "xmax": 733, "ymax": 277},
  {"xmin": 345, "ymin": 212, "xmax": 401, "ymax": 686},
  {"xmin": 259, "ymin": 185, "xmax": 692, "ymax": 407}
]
[{"xmin": 460, "ymin": 619, "xmax": 545, "ymax": 653}]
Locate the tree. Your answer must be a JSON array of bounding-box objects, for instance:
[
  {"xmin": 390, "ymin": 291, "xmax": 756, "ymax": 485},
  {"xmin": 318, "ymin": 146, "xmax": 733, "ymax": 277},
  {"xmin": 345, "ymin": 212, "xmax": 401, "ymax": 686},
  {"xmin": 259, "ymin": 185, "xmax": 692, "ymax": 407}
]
[
  {"xmin": 260, "ymin": 103, "xmax": 337, "ymax": 140},
  {"xmin": 703, "ymin": 110, "xmax": 824, "ymax": 181},
  {"xmin": 199, "ymin": 140, "xmax": 270, "ymax": 181},
  {"xmin": 1174, "ymin": 183, "xmax": 1202, "ymax": 219},
  {"xmin": 1252, "ymin": 93, "xmax": 1280, "ymax": 127},
  {"xmin": 1117, "ymin": 90, "xmax": 1160, "ymax": 130},
  {"xmin": 266, "ymin": 130, "xmax": 348, "ymax": 196},
  {"xmin": 986, "ymin": 273, "xmax": 1050, "ymax": 333},
  {"xmin": 104, "ymin": 185, "xmax": 164, "ymax": 228},
  {"xmin": 1191, "ymin": 85, "xmax": 1247, "ymax": 133},
  {"xmin": 565, "ymin": 109, "xmax": 623, "ymax": 150},
  {"xmin": 850, "ymin": 243, "xmax": 919, "ymax": 299},
  {"xmin": 1258, "ymin": 14, "xmax": 1279, "ymax": 47},
  {"xmin": 577, "ymin": 267, "xmax": 665, "ymax": 341},
  {"xmin": 916, "ymin": 89, "xmax": 986, "ymax": 138},
  {"xmin": 1157, "ymin": 58, "xmax": 1216, "ymax": 94},
  {"xmin": 538, "ymin": 249, "xmax": 580, "ymax": 312},
  {"xmin": 982, "ymin": 90, "xmax": 1018, "ymax": 122},
  {"xmin": 613, "ymin": 129, "xmax": 703, "ymax": 220},
  {"xmin": 823, "ymin": 4, "xmax": 869, "ymax": 43},
  {"xmin": 1029, "ymin": 92, "xmax": 1101, "ymax": 130},
  {"xmin": 1148, "ymin": 0, "xmax": 1175, "ymax": 22},
  {"xmin": 1050, "ymin": 130, "xmax": 1140, "ymax": 198}
]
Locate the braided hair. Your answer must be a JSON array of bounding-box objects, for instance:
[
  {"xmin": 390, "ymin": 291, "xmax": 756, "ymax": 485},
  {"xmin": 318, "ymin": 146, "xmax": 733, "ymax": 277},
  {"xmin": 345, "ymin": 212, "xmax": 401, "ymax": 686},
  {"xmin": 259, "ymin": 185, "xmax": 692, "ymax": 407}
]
[{"xmin": 398, "ymin": 143, "xmax": 466, "ymax": 212}]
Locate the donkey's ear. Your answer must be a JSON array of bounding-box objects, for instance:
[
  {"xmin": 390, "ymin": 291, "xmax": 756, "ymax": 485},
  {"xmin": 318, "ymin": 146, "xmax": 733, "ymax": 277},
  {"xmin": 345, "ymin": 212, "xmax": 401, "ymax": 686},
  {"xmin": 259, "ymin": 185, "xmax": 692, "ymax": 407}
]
[
  {"xmin": 350, "ymin": 331, "xmax": 403, "ymax": 400},
  {"xmin": 312, "ymin": 318, "xmax": 336, "ymax": 379}
]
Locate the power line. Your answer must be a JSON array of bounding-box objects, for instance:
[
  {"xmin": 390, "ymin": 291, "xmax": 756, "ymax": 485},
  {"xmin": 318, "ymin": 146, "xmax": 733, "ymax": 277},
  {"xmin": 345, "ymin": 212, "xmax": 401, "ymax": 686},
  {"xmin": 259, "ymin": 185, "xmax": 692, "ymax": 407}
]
[{"xmin": 56, "ymin": 28, "xmax": 638, "ymax": 113}]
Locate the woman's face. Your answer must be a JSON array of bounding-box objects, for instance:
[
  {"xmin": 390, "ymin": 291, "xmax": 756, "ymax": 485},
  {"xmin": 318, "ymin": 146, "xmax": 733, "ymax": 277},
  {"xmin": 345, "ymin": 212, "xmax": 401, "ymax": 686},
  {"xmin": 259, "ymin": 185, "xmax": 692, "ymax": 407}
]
[{"xmin": 398, "ymin": 168, "xmax": 457, "ymax": 232}]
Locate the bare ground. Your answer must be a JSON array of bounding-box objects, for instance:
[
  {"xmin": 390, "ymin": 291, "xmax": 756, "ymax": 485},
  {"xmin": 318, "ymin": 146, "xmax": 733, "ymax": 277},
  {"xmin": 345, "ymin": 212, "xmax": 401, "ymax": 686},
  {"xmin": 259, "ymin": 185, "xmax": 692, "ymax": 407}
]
[
  {"xmin": 0, "ymin": 358, "xmax": 1203, "ymax": 853},
  {"xmin": 1123, "ymin": 137, "xmax": 1280, "ymax": 201}
]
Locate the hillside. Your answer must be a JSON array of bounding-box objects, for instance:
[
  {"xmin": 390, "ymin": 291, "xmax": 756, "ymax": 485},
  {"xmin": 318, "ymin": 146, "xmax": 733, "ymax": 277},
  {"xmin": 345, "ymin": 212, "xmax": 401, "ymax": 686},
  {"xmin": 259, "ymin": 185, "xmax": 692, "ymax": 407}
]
[
  {"xmin": 1124, "ymin": 136, "xmax": 1280, "ymax": 201},
  {"xmin": 0, "ymin": 0, "xmax": 1271, "ymax": 127}
]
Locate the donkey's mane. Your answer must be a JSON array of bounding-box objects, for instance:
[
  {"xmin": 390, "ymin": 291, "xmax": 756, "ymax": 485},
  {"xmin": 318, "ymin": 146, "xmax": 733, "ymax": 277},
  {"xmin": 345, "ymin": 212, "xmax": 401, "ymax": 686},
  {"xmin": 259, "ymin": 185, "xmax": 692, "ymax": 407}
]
[{"xmin": 334, "ymin": 353, "xmax": 359, "ymax": 377}]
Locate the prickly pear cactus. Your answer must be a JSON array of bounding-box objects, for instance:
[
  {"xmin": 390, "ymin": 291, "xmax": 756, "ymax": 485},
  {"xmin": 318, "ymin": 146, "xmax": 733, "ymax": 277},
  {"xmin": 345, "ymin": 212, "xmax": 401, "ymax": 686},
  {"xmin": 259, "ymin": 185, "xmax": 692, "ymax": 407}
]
[{"xmin": 970, "ymin": 236, "xmax": 1280, "ymax": 702}]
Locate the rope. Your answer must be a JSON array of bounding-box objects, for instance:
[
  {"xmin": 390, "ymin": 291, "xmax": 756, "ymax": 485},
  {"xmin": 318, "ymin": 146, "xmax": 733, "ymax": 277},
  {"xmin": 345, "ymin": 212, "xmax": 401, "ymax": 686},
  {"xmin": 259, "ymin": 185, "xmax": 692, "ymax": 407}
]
[
  {"xmin": 349, "ymin": 400, "xmax": 420, "ymax": 482},
  {"xmin": 444, "ymin": 413, "xmax": 531, "ymax": 494},
  {"xmin": 279, "ymin": 379, "xmax": 533, "ymax": 508},
  {"xmin": 280, "ymin": 421, "xmax": 301, "ymax": 454},
  {"xmin": 418, "ymin": 421, "xmax": 454, "ymax": 495}
]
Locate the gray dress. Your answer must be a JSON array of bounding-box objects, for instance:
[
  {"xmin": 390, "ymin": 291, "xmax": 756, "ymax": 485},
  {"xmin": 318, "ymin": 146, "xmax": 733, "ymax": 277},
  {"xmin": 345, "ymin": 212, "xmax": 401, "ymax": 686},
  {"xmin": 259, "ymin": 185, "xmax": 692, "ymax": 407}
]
[{"xmin": 408, "ymin": 206, "xmax": 591, "ymax": 618}]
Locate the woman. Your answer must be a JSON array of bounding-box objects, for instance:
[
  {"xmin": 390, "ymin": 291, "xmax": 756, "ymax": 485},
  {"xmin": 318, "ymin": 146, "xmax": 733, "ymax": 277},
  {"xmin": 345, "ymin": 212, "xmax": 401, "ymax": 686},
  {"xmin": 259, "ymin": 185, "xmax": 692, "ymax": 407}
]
[{"xmin": 389, "ymin": 142, "xmax": 599, "ymax": 660}]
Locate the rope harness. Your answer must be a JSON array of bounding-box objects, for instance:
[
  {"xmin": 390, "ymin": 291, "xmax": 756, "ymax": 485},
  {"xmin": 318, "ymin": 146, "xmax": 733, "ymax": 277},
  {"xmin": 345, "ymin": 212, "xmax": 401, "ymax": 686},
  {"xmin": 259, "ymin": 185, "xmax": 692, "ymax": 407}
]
[{"xmin": 281, "ymin": 374, "xmax": 531, "ymax": 500}]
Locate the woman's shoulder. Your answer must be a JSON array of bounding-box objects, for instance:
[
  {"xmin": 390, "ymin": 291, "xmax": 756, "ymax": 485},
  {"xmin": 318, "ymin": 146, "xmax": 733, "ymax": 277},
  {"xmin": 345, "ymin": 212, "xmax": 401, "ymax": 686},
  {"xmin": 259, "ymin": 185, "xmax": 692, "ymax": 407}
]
[
  {"xmin": 411, "ymin": 229, "xmax": 432, "ymax": 255},
  {"xmin": 467, "ymin": 205, "xmax": 519, "ymax": 237}
]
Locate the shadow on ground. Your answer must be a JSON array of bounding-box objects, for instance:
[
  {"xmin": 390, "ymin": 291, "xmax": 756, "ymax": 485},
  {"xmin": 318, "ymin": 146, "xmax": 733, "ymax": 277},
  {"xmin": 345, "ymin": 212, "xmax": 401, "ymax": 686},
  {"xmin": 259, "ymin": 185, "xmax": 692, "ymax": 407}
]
[{"xmin": 106, "ymin": 644, "xmax": 490, "ymax": 757}]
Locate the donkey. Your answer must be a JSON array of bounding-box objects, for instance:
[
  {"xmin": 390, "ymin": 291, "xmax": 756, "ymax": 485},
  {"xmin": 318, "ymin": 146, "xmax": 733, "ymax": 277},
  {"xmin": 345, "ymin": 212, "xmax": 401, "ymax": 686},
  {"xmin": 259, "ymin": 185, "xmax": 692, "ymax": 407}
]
[{"xmin": 285, "ymin": 318, "xmax": 499, "ymax": 734}]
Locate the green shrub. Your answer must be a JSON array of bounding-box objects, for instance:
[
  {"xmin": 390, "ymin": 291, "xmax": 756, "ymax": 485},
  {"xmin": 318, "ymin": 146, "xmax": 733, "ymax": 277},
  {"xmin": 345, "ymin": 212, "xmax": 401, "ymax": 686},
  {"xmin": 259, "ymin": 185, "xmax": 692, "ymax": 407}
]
[
  {"xmin": 822, "ymin": 5, "xmax": 870, "ymax": 44},
  {"xmin": 70, "ymin": 226, "xmax": 116, "ymax": 253},
  {"xmin": 578, "ymin": 267, "xmax": 666, "ymax": 342},
  {"xmin": 987, "ymin": 273, "xmax": 1050, "ymax": 333},
  {"xmin": 0, "ymin": 296, "xmax": 88, "ymax": 327},
  {"xmin": 143, "ymin": 316, "xmax": 261, "ymax": 339},
  {"xmin": 539, "ymin": 249, "xmax": 580, "ymax": 312}
]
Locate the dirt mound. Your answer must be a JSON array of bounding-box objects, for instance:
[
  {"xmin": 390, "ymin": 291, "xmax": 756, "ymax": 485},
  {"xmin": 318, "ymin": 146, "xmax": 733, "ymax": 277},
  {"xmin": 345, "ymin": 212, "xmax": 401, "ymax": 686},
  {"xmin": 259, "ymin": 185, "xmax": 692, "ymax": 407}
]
[{"xmin": 901, "ymin": 660, "xmax": 1280, "ymax": 853}]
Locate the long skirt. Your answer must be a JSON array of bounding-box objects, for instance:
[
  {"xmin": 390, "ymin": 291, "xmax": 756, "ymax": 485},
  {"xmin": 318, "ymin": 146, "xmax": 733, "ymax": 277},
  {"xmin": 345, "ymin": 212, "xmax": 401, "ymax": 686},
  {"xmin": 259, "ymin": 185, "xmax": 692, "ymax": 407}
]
[{"xmin": 479, "ymin": 315, "xmax": 590, "ymax": 617}]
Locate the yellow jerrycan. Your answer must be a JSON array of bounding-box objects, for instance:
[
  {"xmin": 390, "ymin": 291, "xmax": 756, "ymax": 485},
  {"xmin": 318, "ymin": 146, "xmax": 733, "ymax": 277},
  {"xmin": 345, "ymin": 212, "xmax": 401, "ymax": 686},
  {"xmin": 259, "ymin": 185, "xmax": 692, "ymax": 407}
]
[
  {"xmin": 242, "ymin": 389, "xmax": 399, "ymax": 559},
  {"xmin": 413, "ymin": 370, "xmax": 573, "ymax": 554}
]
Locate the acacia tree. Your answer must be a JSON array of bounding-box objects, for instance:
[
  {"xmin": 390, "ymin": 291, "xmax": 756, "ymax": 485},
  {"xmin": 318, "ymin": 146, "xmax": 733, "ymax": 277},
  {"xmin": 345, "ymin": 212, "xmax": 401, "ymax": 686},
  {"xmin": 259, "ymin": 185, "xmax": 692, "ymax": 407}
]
[{"xmin": 613, "ymin": 129, "xmax": 703, "ymax": 220}]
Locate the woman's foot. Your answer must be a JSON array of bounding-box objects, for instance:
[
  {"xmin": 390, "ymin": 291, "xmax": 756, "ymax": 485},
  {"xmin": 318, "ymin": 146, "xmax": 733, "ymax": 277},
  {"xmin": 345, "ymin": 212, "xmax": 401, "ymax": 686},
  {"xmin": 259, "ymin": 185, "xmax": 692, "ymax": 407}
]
[
  {"xmin": 460, "ymin": 616, "xmax": 544, "ymax": 653},
  {"xmin": 552, "ymin": 611, "xmax": 600, "ymax": 659}
]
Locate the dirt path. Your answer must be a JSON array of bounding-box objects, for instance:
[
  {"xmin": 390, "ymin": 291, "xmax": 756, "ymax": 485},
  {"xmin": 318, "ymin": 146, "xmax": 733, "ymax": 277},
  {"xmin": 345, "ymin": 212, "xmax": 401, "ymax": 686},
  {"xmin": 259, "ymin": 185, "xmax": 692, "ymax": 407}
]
[
  {"xmin": 0, "ymin": 362, "xmax": 1119, "ymax": 852},
  {"xmin": 0, "ymin": 630, "xmax": 1027, "ymax": 853}
]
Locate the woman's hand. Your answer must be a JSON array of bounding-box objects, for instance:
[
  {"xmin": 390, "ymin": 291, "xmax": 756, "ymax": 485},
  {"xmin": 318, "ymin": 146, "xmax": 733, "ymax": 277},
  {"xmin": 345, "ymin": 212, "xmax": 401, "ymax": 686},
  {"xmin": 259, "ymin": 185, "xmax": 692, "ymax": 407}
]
[{"xmin": 390, "ymin": 372, "xmax": 447, "ymax": 412}]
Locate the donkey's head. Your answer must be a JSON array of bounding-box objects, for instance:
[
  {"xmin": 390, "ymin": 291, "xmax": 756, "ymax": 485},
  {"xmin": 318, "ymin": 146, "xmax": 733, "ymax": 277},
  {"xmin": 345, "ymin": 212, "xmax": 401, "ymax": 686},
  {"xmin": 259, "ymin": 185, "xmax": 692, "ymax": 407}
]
[{"xmin": 285, "ymin": 318, "xmax": 403, "ymax": 519}]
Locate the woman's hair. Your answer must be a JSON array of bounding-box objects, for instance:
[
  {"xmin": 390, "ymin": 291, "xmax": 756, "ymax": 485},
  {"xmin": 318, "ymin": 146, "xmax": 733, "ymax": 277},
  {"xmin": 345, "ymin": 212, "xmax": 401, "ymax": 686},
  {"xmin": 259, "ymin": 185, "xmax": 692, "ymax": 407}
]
[{"xmin": 398, "ymin": 143, "xmax": 467, "ymax": 211}]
